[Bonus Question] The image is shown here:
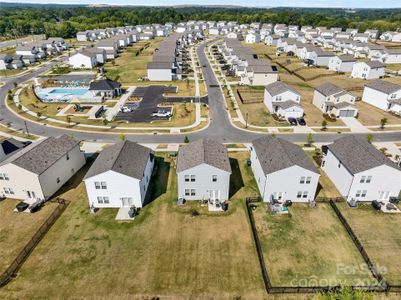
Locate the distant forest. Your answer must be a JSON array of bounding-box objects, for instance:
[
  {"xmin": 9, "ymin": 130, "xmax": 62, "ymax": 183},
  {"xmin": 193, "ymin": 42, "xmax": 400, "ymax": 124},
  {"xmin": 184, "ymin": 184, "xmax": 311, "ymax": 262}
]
[{"xmin": 1, "ymin": 3, "xmax": 401, "ymax": 39}]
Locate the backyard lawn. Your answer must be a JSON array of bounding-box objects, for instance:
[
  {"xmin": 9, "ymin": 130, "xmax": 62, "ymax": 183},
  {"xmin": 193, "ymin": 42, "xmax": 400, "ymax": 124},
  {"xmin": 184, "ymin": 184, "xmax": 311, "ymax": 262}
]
[
  {"xmin": 0, "ymin": 152, "xmax": 267, "ymax": 299},
  {"xmin": 356, "ymin": 101, "xmax": 401, "ymax": 126},
  {"xmin": 0, "ymin": 199, "xmax": 59, "ymax": 274},
  {"xmin": 253, "ymin": 203, "xmax": 376, "ymax": 287},
  {"xmin": 338, "ymin": 203, "xmax": 401, "ymax": 285}
]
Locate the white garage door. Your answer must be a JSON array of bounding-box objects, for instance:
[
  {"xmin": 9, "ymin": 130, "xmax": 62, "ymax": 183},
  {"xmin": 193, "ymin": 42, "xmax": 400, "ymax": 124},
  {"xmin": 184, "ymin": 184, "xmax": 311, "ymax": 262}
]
[{"xmin": 339, "ymin": 110, "xmax": 355, "ymax": 117}]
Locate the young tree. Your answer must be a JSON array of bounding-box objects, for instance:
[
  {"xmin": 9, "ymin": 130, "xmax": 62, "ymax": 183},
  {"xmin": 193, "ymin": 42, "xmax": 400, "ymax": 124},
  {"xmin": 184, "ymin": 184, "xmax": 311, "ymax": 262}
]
[
  {"xmin": 184, "ymin": 136, "xmax": 189, "ymax": 143},
  {"xmin": 306, "ymin": 133, "xmax": 313, "ymax": 146},
  {"xmin": 380, "ymin": 117, "xmax": 388, "ymax": 129},
  {"xmin": 37, "ymin": 112, "xmax": 42, "ymax": 118},
  {"xmin": 119, "ymin": 133, "xmax": 126, "ymax": 141},
  {"xmin": 321, "ymin": 120, "xmax": 327, "ymax": 131},
  {"xmin": 366, "ymin": 133, "xmax": 374, "ymax": 143},
  {"xmin": 102, "ymin": 118, "xmax": 109, "ymax": 126}
]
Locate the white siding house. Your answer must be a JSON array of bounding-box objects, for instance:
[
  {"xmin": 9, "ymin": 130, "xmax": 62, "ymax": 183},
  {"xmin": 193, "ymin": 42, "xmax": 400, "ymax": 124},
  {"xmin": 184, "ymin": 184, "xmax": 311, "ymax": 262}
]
[
  {"xmin": 176, "ymin": 139, "xmax": 231, "ymax": 201},
  {"xmin": 322, "ymin": 135, "xmax": 401, "ymax": 203},
  {"xmin": 69, "ymin": 51, "xmax": 97, "ymax": 69},
  {"xmin": 313, "ymin": 83, "xmax": 358, "ymax": 118},
  {"xmin": 250, "ymin": 136, "xmax": 320, "ymax": 203},
  {"xmin": 264, "ymin": 81, "xmax": 304, "ymax": 119},
  {"xmin": 328, "ymin": 55, "xmax": 355, "ymax": 72},
  {"xmin": 245, "ymin": 33, "xmax": 261, "ymax": 44},
  {"xmin": 351, "ymin": 61, "xmax": 385, "ymax": 80},
  {"xmin": 147, "ymin": 62, "xmax": 173, "ymax": 81},
  {"xmin": 0, "ymin": 135, "xmax": 85, "ymax": 202},
  {"xmin": 362, "ymin": 80, "xmax": 401, "ymax": 115},
  {"xmin": 84, "ymin": 141, "xmax": 154, "ymax": 209}
]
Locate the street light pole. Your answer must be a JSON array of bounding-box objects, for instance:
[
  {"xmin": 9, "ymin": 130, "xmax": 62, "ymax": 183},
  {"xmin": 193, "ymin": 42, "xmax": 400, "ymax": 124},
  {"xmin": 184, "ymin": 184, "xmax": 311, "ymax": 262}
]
[{"xmin": 246, "ymin": 113, "xmax": 248, "ymax": 128}]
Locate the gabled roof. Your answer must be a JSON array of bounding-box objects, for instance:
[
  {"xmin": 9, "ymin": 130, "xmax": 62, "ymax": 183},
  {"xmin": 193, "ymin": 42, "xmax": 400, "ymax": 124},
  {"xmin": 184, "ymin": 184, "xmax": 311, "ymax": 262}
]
[
  {"xmin": 1, "ymin": 135, "xmax": 80, "ymax": 175},
  {"xmin": 176, "ymin": 139, "xmax": 231, "ymax": 173},
  {"xmin": 84, "ymin": 141, "xmax": 153, "ymax": 180},
  {"xmin": 265, "ymin": 81, "xmax": 300, "ymax": 97},
  {"xmin": 252, "ymin": 136, "xmax": 319, "ymax": 175},
  {"xmin": 89, "ymin": 78, "xmax": 121, "ymax": 91},
  {"xmin": 364, "ymin": 60, "xmax": 384, "ymax": 68},
  {"xmin": 365, "ymin": 80, "xmax": 401, "ymax": 94},
  {"xmin": 337, "ymin": 54, "xmax": 356, "ymax": 62},
  {"xmin": 316, "ymin": 83, "xmax": 345, "ymax": 97},
  {"xmin": 327, "ymin": 135, "xmax": 401, "ymax": 174}
]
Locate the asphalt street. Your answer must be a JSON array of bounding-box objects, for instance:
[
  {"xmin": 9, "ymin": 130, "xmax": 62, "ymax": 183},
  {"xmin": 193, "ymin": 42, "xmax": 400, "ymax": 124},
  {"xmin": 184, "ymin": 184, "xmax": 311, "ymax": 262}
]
[{"xmin": 0, "ymin": 42, "xmax": 400, "ymax": 144}]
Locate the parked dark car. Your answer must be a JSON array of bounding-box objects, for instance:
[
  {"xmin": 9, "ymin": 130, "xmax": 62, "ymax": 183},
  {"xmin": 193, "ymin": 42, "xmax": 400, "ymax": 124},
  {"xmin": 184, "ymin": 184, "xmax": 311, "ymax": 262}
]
[
  {"xmin": 297, "ymin": 117, "xmax": 306, "ymax": 126},
  {"xmin": 288, "ymin": 117, "xmax": 298, "ymax": 126},
  {"xmin": 15, "ymin": 202, "xmax": 29, "ymax": 212}
]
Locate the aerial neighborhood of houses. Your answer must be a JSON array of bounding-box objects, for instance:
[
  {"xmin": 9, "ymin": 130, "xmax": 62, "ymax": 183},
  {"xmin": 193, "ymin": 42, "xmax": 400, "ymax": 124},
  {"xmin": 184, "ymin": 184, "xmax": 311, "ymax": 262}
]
[{"xmin": 2, "ymin": 13, "xmax": 401, "ymax": 298}]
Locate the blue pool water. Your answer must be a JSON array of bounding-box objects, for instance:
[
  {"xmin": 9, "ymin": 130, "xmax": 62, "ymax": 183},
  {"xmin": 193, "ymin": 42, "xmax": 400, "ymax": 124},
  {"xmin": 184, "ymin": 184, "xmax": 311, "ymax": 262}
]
[{"xmin": 49, "ymin": 88, "xmax": 88, "ymax": 95}]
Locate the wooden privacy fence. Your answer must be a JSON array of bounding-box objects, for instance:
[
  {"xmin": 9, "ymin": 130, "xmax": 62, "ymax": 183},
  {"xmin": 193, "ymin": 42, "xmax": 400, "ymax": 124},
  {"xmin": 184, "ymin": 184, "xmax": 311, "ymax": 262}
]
[{"xmin": 0, "ymin": 198, "xmax": 69, "ymax": 287}]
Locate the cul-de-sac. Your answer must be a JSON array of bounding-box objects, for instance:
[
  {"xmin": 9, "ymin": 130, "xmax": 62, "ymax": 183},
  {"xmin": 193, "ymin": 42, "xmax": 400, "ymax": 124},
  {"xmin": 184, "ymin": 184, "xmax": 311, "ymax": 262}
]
[{"xmin": 0, "ymin": 2, "xmax": 401, "ymax": 299}]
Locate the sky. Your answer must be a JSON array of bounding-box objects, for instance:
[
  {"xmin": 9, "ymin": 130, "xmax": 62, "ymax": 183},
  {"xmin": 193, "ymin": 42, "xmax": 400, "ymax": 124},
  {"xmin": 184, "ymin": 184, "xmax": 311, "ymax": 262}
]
[{"xmin": 1, "ymin": 0, "xmax": 400, "ymax": 8}]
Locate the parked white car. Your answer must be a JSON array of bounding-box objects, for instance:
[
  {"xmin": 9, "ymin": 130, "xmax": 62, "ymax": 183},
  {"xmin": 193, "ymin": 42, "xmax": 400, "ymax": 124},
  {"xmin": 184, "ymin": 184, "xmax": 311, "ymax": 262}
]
[
  {"xmin": 151, "ymin": 110, "xmax": 171, "ymax": 117},
  {"xmin": 120, "ymin": 106, "xmax": 133, "ymax": 113}
]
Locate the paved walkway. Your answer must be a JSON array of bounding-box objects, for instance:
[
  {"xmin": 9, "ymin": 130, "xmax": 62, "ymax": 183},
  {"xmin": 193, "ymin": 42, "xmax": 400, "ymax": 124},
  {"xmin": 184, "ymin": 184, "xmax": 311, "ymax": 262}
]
[
  {"xmin": 105, "ymin": 86, "xmax": 135, "ymax": 121},
  {"xmin": 341, "ymin": 117, "xmax": 370, "ymax": 133}
]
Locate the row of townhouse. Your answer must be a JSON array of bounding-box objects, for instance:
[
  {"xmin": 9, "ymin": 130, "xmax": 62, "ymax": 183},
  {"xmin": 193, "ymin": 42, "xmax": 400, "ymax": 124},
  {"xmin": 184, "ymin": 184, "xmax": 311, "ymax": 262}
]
[
  {"xmin": 147, "ymin": 31, "xmax": 204, "ymax": 81},
  {"xmin": 218, "ymin": 38, "xmax": 278, "ymax": 86},
  {"xmin": 0, "ymin": 37, "xmax": 68, "ymax": 70},
  {"xmin": 1, "ymin": 135, "xmax": 399, "ymax": 212}
]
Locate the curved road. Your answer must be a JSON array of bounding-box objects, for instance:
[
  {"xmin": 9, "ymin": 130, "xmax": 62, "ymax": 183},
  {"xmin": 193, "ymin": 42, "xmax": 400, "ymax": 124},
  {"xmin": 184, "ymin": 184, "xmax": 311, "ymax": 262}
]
[{"xmin": 1, "ymin": 43, "xmax": 400, "ymax": 144}]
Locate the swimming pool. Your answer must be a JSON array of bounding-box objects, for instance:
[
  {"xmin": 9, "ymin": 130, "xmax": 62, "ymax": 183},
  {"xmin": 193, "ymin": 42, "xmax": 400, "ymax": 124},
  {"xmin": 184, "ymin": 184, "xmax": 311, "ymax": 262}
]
[{"xmin": 49, "ymin": 88, "xmax": 89, "ymax": 96}]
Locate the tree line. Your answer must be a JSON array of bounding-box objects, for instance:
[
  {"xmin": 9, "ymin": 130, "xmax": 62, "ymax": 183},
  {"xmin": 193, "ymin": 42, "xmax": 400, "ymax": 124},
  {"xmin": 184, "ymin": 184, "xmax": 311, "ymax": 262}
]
[{"xmin": 0, "ymin": 3, "xmax": 401, "ymax": 39}]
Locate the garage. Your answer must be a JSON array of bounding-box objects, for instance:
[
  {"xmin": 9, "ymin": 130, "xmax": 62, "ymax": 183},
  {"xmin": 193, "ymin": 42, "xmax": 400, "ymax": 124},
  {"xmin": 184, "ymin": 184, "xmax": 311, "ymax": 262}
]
[{"xmin": 339, "ymin": 109, "xmax": 356, "ymax": 117}]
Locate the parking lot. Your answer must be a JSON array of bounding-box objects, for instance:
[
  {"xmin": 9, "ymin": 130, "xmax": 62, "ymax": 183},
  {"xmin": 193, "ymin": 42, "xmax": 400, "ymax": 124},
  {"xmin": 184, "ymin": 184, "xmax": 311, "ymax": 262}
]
[{"xmin": 115, "ymin": 85, "xmax": 207, "ymax": 123}]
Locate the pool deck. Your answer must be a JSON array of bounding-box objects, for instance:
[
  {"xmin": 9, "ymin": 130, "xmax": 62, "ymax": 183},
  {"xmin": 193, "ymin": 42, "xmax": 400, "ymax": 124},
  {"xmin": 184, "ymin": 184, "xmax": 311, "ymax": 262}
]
[{"xmin": 56, "ymin": 104, "xmax": 105, "ymax": 118}]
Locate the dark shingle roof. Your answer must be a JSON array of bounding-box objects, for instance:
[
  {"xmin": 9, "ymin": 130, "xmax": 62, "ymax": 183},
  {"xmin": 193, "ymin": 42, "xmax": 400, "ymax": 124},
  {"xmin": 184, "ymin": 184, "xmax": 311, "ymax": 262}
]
[
  {"xmin": 364, "ymin": 60, "xmax": 384, "ymax": 68},
  {"xmin": 365, "ymin": 80, "xmax": 401, "ymax": 94},
  {"xmin": 3, "ymin": 135, "xmax": 80, "ymax": 175},
  {"xmin": 89, "ymin": 78, "xmax": 121, "ymax": 91},
  {"xmin": 265, "ymin": 81, "xmax": 299, "ymax": 97},
  {"xmin": 252, "ymin": 136, "xmax": 319, "ymax": 174},
  {"xmin": 316, "ymin": 83, "xmax": 345, "ymax": 96},
  {"xmin": 176, "ymin": 139, "xmax": 231, "ymax": 173},
  {"xmin": 84, "ymin": 141, "xmax": 153, "ymax": 180},
  {"xmin": 327, "ymin": 135, "xmax": 401, "ymax": 174}
]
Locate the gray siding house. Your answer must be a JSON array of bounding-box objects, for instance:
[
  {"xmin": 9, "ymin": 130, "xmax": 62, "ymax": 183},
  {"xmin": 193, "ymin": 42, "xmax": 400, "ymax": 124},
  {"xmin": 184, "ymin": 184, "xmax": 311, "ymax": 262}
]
[{"xmin": 176, "ymin": 139, "xmax": 232, "ymax": 201}]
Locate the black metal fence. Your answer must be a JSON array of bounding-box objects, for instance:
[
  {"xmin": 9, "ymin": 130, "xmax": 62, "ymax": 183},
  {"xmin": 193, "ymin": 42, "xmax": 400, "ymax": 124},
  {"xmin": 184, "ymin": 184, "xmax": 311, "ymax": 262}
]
[
  {"xmin": 0, "ymin": 198, "xmax": 69, "ymax": 287},
  {"xmin": 244, "ymin": 197, "xmax": 401, "ymax": 295}
]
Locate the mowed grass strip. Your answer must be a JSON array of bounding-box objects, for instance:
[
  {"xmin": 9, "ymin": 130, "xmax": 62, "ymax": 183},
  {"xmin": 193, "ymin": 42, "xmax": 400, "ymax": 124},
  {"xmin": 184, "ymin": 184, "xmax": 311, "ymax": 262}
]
[
  {"xmin": 0, "ymin": 152, "xmax": 266, "ymax": 299},
  {"xmin": 338, "ymin": 203, "xmax": 401, "ymax": 285},
  {"xmin": 253, "ymin": 203, "xmax": 376, "ymax": 287}
]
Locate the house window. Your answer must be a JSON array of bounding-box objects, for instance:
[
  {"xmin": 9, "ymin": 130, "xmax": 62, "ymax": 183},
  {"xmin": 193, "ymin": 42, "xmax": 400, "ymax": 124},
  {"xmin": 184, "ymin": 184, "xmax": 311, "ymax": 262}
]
[
  {"xmin": 360, "ymin": 176, "xmax": 366, "ymax": 183},
  {"xmin": 184, "ymin": 175, "xmax": 190, "ymax": 182},
  {"xmin": 391, "ymin": 94, "xmax": 397, "ymax": 99},
  {"xmin": 0, "ymin": 173, "xmax": 9, "ymax": 180},
  {"xmin": 212, "ymin": 175, "xmax": 217, "ymax": 182},
  {"xmin": 338, "ymin": 162, "xmax": 341, "ymax": 168},
  {"xmin": 185, "ymin": 189, "xmax": 190, "ymax": 196},
  {"xmin": 3, "ymin": 188, "xmax": 9, "ymax": 194},
  {"xmin": 95, "ymin": 182, "xmax": 101, "ymax": 189},
  {"xmin": 66, "ymin": 153, "xmax": 70, "ymax": 160},
  {"xmin": 97, "ymin": 196, "xmax": 109, "ymax": 204},
  {"xmin": 300, "ymin": 176, "xmax": 305, "ymax": 184},
  {"xmin": 356, "ymin": 190, "xmax": 361, "ymax": 197},
  {"xmin": 306, "ymin": 176, "xmax": 311, "ymax": 184},
  {"xmin": 57, "ymin": 177, "xmax": 60, "ymax": 183},
  {"xmin": 361, "ymin": 190, "xmax": 367, "ymax": 198},
  {"xmin": 190, "ymin": 175, "xmax": 196, "ymax": 182},
  {"xmin": 0, "ymin": 174, "xmax": 3, "ymax": 180},
  {"xmin": 276, "ymin": 96, "xmax": 282, "ymax": 101},
  {"xmin": 9, "ymin": 188, "xmax": 14, "ymax": 195},
  {"xmin": 297, "ymin": 191, "xmax": 302, "ymax": 198},
  {"xmin": 302, "ymin": 191, "xmax": 308, "ymax": 198},
  {"xmin": 191, "ymin": 189, "xmax": 196, "ymax": 196},
  {"xmin": 101, "ymin": 182, "xmax": 107, "ymax": 189},
  {"xmin": 366, "ymin": 176, "xmax": 372, "ymax": 183}
]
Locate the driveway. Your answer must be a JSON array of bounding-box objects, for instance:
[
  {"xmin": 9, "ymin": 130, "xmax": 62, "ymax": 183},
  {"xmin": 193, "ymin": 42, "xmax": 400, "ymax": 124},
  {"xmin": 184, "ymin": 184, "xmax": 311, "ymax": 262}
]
[{"xmin": 341, "ymin": 117, "xmax": 370, "ymax": 133}]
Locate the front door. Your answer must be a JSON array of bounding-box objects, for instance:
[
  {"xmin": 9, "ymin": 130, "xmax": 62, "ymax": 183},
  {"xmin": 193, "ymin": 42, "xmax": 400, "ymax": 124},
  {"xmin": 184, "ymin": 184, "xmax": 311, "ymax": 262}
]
[{"xmin": 209, "ymin": 190, "xmax": 219, "ymax": 201}]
